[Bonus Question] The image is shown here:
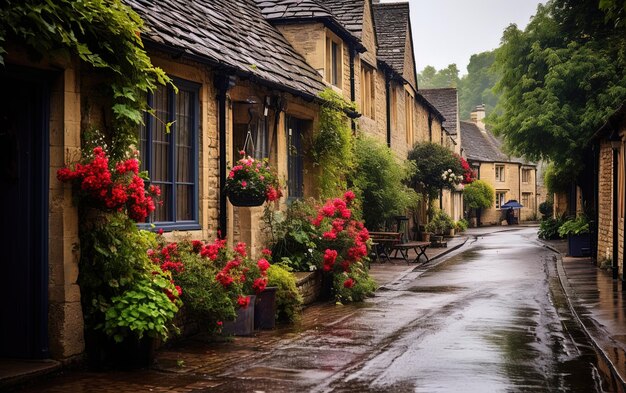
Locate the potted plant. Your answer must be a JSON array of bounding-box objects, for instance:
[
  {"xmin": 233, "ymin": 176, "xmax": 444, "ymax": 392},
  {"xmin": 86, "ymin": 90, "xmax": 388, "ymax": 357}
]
[
  {"xmin": 558, "ymin": 215, "xmax": 591, "ymax": 257},
  {"xmin": 225, "ymin": 152, "xmax": 281, "ymax": 207}
]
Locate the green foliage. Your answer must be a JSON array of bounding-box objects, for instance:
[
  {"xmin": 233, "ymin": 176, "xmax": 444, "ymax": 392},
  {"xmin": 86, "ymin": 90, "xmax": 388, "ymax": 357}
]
[
  {"xmin": 349, "ymin": 136, "xmax": 419, "ymax": 230},
  {"xmin": 173, "ymin": 248, "xmax": 236, "ymax": 331},
  {"xmin": 267, "ymin": 264, "xmax": 303, "ymax": 323},
  {"xmin": 418, "ymin": 64, "xmax": 460, "ymax": 88},
  {"xmin": 101, "ymin": 276, "xmax": 179, "ymax": 343},
  {"xmin": 463, "ymin": 180, "xmax": 495, "ymax": 211},
  {"xmin": 425, "ymin": 209, "xmax": 454, "ymax": 234},
  {"xmin": 491, "ymin": 0, "xmax": 626, "ymax": 183},
  {"xmin": 455, "ymin": 219, "xmax": 469, "ymax": 232},
  {"xmin": 267, "ymin": 200, "xmax": 321, "ymax": 272},
  {"xmin": 539, "ymin": 201, "xmax": 554, "ymax": 218},
  {"xmin": 0, "ymin": 0, "xmax": 172, "ymax": 159},
  {"xmin": 544, "ymin": 162, "xmax": 571, "ymax": 194},
  {"xmin": 333, "ymin": 263, "xmax": 377, "ymax": 303},
  {"xmin": 80, "ymin": 212, "xmax": 180, "ymax": 341},
  {"xmin": 538, "ymin": 216, "xmax": 566, "ymax": 240},
  {"xmin": 458, "ymin": 50, "xmax": 501, "ymax": 120},
  {"xmin": 558, "ymin": 215, "xmax": 590, "ymax": 237},
  {"xmin": 408, "ymin": 142, "xmax": 464, "ymax": 201},
  {"xmin": 312, "ymin": 88, "xmax": 356, "ymax": 198}
]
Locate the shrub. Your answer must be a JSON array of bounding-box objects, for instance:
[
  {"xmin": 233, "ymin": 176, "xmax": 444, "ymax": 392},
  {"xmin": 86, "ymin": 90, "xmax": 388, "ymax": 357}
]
[
  {"xmin": 558, "ymin": 216, "xmax": 590, "ymax": 237},
  {"xmin": 267, "ymin": 200, "xmax": 320, "ymax": 272},
  {"xmin": 463, "ymin": 179, "xmax": 495, "ymax": 211},
  {"xmin": 455, "ymin": 219, "xmax": 469, "ymax": 232},
  {"xmin": 408, "ymin": 142, "xmax": 464, "ymax": 200},
  {"xmin": 425, "ymin": 209, "xmax": 454, "ymax": 234},
  {"xmin": 538, "ymin": 216, "xmax": 566, "ymax": 240},
  {"xmin": 333, "ymin": 266, "xmax": 377, "ymax": 303},
  {"xmin": 267, "ymin": 264, "xmax": 303, "ymax": 323},
  {"xmin": 349, "ymin": 136, "xmax": 419, "ymax": 230},
  {"xmin": 539, "ymin": 201, "xmax": 553, "ymax": 218}
]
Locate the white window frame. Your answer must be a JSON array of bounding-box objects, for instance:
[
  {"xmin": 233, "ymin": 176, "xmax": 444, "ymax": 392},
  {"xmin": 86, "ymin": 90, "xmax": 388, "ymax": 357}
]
[
  {"xmin": 495, "ymin": 191, "xmax": 506, "ymax": 209},
  {"xmin": 495, "ymin": 165, "xmax": 505, "ymax": 182}
]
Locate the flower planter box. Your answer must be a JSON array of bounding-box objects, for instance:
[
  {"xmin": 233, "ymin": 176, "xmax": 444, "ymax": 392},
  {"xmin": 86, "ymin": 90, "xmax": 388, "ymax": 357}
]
[
  {"xmin": 567, "ymin": 233, "xmax": 591, "ymax": 257},
  {"xmin": 85, "ymin": 331, "xmax": 155, "ymax": 370},
  {"xmin": 254, "ymin": 287, "xmax": 277, "ymax": 330},
  {"xmin": 223, "ymin": 295, "xmax": 256, "ymax": 336}
]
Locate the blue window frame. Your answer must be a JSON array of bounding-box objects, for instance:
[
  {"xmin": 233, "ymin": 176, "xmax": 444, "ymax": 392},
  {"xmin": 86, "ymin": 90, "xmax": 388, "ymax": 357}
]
[
  {"xmin": 139, "ymin": 78, "xmax": 200, "ymax": 231},
  {"xmin": 286, "ymin": 115, "xmax": 304, "ymax": 199}
]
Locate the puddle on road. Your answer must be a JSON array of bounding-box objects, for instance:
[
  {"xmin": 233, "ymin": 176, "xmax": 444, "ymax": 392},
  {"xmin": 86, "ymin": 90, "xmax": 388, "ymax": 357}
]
[{"xmin": 406, "ymin": 285, "xmax": 465, "ymax": 293}]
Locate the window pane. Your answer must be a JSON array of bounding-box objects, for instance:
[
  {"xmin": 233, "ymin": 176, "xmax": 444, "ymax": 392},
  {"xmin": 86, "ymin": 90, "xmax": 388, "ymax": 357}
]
[
  {"xmin": 332, "ymin": 41, "xmax": 339, "ymax": 86},
  {"xmin": 139, "ymin": 122, "xmax": 147, "ymax": 172},
  {"xmin": 176, "ymin": 90, "xmax": 192, "ymax": 183},
  {"xmin": 154, "ymin": 183, "xmax": 172, "ymax": 222},
  {"xmin": 177, "ymin": 185, "xmax": 193, "ymax": 220},
  {"xmin": 152, "ymin": 86, "xmax": 170, "ymax": 182}
]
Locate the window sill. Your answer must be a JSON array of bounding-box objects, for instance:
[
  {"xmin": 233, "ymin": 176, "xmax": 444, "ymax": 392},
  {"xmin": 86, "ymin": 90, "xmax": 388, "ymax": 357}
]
[{"xmin": 138, "ymin": 222, "xmax": 201, "ymax": 232}]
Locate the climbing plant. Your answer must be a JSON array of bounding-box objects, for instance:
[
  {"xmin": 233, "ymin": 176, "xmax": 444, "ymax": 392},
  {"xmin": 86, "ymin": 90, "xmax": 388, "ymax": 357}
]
[
  {"xmin": 0, "ymin": 0, "xmax": 171, "ymax": 158},
  {"xmin": 311, "ymin": 88, "xmax": 356, "ymax": 198}
]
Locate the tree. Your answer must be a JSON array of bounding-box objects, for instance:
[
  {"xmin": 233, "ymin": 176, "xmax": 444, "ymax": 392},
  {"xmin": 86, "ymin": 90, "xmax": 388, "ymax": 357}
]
[
  {"xmin": 458, "ymin": 50, "xmax": 501, "ymax": 120},
  {"xmin": 407, "ymin": 142, "xmax": 463, "ymax": 202},
  {"xmin": 349, "ymin": 136, "xmax": 418, "ymax": 230},
  {"xmin": 463, "ymin": 180, "xmax": 495, "ymax": 211},
  {"xmin": 417, "ymin": 64, "xmax": 460, "ymax": 88},
  {"xmin": 491, "ymin": 0, "xmax": 626, "ymax": 184}
]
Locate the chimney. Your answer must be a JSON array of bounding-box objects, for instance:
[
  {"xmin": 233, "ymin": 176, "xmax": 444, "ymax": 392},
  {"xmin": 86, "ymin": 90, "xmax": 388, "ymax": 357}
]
[{"xmin": 470, "ymin": 104, "xmax": 486, "ymax": 131}]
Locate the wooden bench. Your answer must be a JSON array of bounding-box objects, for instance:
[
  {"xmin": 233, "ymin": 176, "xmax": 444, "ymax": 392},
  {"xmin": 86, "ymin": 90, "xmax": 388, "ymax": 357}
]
[
  {"xmin": 369, "ymin": 232, "xmax": 402, "ymax": 263},
  {"xmin": 391, "ymin": 241, "xmax": 430, "ymax": 264}
]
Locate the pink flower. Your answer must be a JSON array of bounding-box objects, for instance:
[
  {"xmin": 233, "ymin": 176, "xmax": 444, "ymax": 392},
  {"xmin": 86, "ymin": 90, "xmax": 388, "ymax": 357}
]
[
  {"xmin": 241, "ymin": 180, "xmax": 247, "ymax": 188},
  {"xmin": 344, "ymin": 190, "xmax": 356, "ymax": 203}
]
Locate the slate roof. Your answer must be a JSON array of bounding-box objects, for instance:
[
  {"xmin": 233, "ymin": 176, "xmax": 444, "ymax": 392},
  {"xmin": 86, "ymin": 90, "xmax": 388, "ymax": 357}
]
[
  {"xmin": 126, "ymin": 0, "xmax": 327, "ymax": 99},
  {"xmin": 255, "ymin": 0, "xmax": 333, "ymax": 20},
  {"xmin": 419, "ymin": 88, "xmax": 459, "ymax": 136},
  {"xmin": 318, "ymin": 0, "xmax": 365, "ymax": 39},
  {"xmin": 254, "ymin": 0, "xmax": 363, "ymax": 49},
  {"xmin": 372, "ymin": 2, "xmax": 409, "ymax": 76},
  {"xmin": 461, "ymin": 121, "xmax": 530, "ymax": 165}
]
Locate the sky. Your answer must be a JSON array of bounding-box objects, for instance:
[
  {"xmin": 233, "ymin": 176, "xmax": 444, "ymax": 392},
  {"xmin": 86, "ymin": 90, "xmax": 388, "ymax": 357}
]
[{"xmin": 381, "ymin": 0, "xmax": 545, "ymax": 75}]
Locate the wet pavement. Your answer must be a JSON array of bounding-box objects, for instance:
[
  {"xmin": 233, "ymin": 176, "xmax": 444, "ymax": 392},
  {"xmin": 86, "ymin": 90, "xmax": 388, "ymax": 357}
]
[{"xmin": 13, "ymin": 227, "xmax": 622, "ymax": 392}]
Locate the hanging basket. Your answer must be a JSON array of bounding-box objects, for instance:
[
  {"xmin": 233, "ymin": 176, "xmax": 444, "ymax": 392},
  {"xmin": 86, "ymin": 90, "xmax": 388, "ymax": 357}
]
[{"xmin": 228, "ymin": 192, "xmax": 266, "ymax": 207}]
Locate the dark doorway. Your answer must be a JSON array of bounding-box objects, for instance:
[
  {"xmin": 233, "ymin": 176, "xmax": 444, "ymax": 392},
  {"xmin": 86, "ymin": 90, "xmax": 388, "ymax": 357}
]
[{"xmin": 0, "ymin": 67, "xmax": 50, "ymax": 358}]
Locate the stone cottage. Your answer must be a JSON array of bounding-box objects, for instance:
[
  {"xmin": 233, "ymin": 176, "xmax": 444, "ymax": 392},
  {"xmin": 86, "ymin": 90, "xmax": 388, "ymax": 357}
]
[
  {"xmin": 593, "ymin": 102, "xmax": 626, "ymax": 279},
  {"xmin": 461, "ymin": 106, "xmax": 538, "ymax": 225}
]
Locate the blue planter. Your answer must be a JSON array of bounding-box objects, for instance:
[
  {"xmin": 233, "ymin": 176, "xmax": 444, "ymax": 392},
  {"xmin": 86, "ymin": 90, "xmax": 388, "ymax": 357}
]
[
  {"xmin": 222, "ymin": 295, "xmax": 256, "ymax": 336},
  {"xmin": 568, "ymin": 233, "xmax": 591, "ymax": 257}
]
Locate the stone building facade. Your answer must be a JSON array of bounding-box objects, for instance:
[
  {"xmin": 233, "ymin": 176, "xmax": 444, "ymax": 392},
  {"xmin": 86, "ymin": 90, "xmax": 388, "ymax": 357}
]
[
  {"xmin": 461, "ymin": 106, "xmax": 538, "ymax": 225},
  {"xmin": 594, "ymin": 103, "xmax": 626, "ymax": 278}
]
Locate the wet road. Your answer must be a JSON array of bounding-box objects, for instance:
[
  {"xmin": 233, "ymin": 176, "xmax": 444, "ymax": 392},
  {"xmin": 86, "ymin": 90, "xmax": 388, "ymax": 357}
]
[{"xmin": 19, "ymin": 227, "xmax": 616, "ymax": 392}]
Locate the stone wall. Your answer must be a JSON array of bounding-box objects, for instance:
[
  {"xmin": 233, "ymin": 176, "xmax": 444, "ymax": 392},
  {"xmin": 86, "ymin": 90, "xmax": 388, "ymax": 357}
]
[
  {"xmin": 597, "ymin": 140, "xmax": 615, "ymax": 265},
  {"xmin": 295, "ymin": 271, "xmax": 323, "ymax": 306}
]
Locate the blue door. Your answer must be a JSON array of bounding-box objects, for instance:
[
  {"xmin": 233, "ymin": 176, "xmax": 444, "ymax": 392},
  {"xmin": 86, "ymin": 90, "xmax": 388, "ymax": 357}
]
[{"xmin": 0, "ymin": 68, "xmax": 49, "ymax": 358}]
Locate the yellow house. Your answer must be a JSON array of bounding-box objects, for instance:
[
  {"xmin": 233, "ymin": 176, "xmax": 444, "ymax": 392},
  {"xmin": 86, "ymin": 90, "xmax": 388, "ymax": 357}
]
[{"xmin": 461, "ymin": 106, "xmax": 538, "ymax": 225}]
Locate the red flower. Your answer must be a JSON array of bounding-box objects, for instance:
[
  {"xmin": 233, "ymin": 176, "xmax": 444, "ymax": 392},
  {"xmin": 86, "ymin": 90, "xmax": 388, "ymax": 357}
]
[
  {"xmin": 323, "ymin": 231, "xmax": 337, "ymax": 240},
  {"xmin": 343, "ymin": 190, "xmax": 356, "ymax": 203},
  {"xmin": 257, "ymin": 258, "xmax": 271, "ymax": 272},
  {"xmin": 343, "ymin": 278, "xmax": 355, "ymax": 288},
  {"xmin": 216, "ymin": 271, "xmax": 234, "ymax": 287},
  {"xmin": 252, "ymin": 277, "xmax": 268, "ymax": 294},
  {"xmin": 261, "ymin": 248, "xmax": 272, "ymax": 257},
  {"xmin": 234, "ymin": 242, "xmax": 247, "ymax": 257},
  {"xmin": 237, "ymin": 295, "xmax": 251, "ymax": 308}
]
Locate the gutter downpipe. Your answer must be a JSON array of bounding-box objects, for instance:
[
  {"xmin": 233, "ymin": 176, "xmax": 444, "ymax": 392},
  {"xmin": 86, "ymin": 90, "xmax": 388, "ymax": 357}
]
[
  {"xmin": 214, "ymin": 74, "xmax": 234, "ymax": 239},
  {"xmin": 385, "ymin": 70, "xmax": 391, "ymax": 147},
  {"xmin": 349, "ymin": 47, "xmax": 356, "ymax": 134}
]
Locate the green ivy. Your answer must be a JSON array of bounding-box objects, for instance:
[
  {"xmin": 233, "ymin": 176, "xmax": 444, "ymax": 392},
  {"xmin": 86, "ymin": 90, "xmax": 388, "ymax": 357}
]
[
  {"xmin": 0, "ymin": 0, "xmax": 171, "ymax": 158},
  {"xmin": 312, "ymin": 88, "xmax": 356, "ymax": 198}
]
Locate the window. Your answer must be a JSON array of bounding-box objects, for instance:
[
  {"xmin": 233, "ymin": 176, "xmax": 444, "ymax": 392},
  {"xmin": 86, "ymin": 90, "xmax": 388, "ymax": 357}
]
[
  {"xmin": 325, "ymin": 35, "xmax": 342, "ymax": 88},
  {"xmin": 495, "ymin": 165, "xmax": 505, "ymax": 182},
  {"xmin": 233, "ymin": 103, "xmax": 269, "ymax": 160},
  {"xmin": 495, "ymin": 191, "xmax": 506, "ymax": 209},
  {"xmin": 139, "ymin": 79, "xmax": 200, "ymax": 229},
  {"xmin": 360, "ymin": 63, "xmax": 375, "ymax": 119},
  {"xmin": 286, "ymin": 115, "xmax": 304, "ymax": 199},
  {"xmin": 522, "ymin": 168, "xmax": 531, "ymax": 183},
  {"xmin": 522, "ymin": 192, "xmax": 531, "ymax": 209},
  {"xmin": 405, "ymin": 91, "xmax": 414, "ymax": 145}
]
